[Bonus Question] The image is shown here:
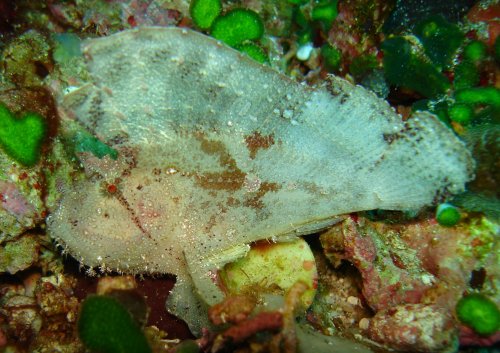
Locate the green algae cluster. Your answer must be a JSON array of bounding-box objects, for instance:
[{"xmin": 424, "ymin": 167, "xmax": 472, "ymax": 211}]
[
  {"xmin": 310, "ymin": 0, "xmax": 338, "ymax": 29},
  {"xmin": 349, "ymin": 54, "xmax": 378, "ymax": 81},
  {"xmin": 211, "ymin": 9, "xmax": 264, "ymax": 47},
  {"xmin": 78, "ymin": 295, "xmax": 151, "ymax": 353},
  {"xmin": 381, "ymin": 12, "xmax": 500, "ymax": 132},
  {"xmin": 288, "ymin": 0, "xmax": 340, "ymax": 68},
  {"xmin": 436, "ymin": 203, "xmax": 461, "ymax": 227},
  {"xmin": 190, "ymin": 0, "xmax": 222, "ymax": 30},
  {"xmin": 0, "ymin": 104, "xmax": 46, "ymax": 167},
  {"xmin": 455, "ymin": 87, "xmax": 500, "ymax": 108},
  {"xmin": 451, "ymin": 86, "xmax": 500, "ymax": 128},
  {"xmin": 235, "ymin": 42, "xmax": 268, "ymax": 64},
  {"xmin": 453, "ymin": 41, "xmax": 487, "ymax": 91},
  {"xmin": 382, "ymin": 15, "xmax": 463, "ymax": 99},
  {"xmin": 456, "ymin": 293, "xmax": 500, "ymax": 336},
  {"xmin": 190, "ymin": 0, "xmax": 266, "ymax": 63},
  {"xmin": 413, "ymin": 15, "xmax": 463, "ymax": 70},
  {"xmin": 320, "ymin": 44, "xmax": 342, "ymax": 71},
  {"xmin": 294, "ymin": 0, "xmax": 339, "ymax": 31},
  {"xmin": 453, "ymin": 60, "xmax": 479, "ymax": 91},
  {"xmin": 463, "ymin": 40, "xmax": 487, "ymax": 63},
  {"xmin": 189, "ymin": 0, "xmax": 341, "ymax": 66},
  {"xmin": 381, "ymin": 33, "xmax": 452, "ymax": 99},
  {"xmin": 448, "ymin": 104, "xmax": 473, "ymax": 124}
]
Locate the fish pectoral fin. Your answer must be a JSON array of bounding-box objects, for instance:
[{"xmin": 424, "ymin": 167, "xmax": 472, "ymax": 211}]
[
  {"xmin": 165, "ymin": 273, "xmax": 212, "ymax": 336},
  {"xmin": 186, "ymin": 243, "xmax": 251, "ymax": 306}
]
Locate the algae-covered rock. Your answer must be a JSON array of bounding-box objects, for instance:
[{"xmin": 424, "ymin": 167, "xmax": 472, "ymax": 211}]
[
  {"xmin": 2, "ymin": 30, "xmax": 51, "ymax": 87},
  {"xmin": 0, "ymin": 234, "xmax": 40, "ymax": 274},
  {"xmin": 0, "ymin": 88, "xmax": 55, "ymax": 241},
  {"xmin": 0, "ymin": 158, "xmax": 46, "ymax": 242}
]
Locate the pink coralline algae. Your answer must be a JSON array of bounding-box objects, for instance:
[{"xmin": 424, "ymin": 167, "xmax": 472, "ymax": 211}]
[
  {"xmin": 327, "ymin": 217, "xmax": 437, "ymax": 311},
  {"xmin": 326, "ymin": 217, "xmax": 496, "ymax": 308},
  {"xmin": 322, "ymin": 215, "xmax": 498, "ymax": 351},
  {"xmin": 367, "ymin": 303, "xmax": 458, "ymax": 352},
  {"xmin": 0, "ymin": 148, "xmax": 46, "ymax": 240},
  {"xmin": 0, "ymin": 181, "xmax": 34, "ymax": 220}
]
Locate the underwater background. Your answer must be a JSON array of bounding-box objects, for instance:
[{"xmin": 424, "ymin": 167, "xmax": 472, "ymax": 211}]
[{"xmin": 0, "ymin": 0, "xmax": 499, "ymax": 352}]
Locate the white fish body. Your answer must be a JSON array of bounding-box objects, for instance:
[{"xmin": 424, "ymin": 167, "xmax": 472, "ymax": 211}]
[{"xmin": 47, "ymin": 27, "xmax": 473, "ymax": 333}]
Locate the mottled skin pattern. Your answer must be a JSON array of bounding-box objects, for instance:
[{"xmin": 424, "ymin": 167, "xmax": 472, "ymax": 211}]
[{"xmin": 47, "ymin": 27, "xmax": 473, "ymax": 334}]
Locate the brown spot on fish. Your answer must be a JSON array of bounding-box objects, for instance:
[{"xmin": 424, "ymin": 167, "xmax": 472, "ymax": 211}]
[
  {"xmin": 196, "ymin": 170, "xmax": 246, "ymax": 191},
  {"xmin": 245, "ymin": 131, "xmax": 275, "ymax": 159},
  {"xmin": 195, "ymin": 132, "xmax": 246, "ymax": 191},
  {"xmin": 244, "ymin": 182, "xmax": 280, "ymax": 209}
]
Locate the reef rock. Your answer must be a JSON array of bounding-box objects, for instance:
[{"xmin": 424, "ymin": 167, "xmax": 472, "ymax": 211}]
[
  {"xmin": 46, "ymin": 27, "xmax": 473, "ymax": 333},
  {"xmin": 0, "ymin": 161, "xmax": 45, "ymax": 242}
]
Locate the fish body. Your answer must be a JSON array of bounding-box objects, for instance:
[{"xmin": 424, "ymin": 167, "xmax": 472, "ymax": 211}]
[{"xmin": 47, "ymin": 27, "xmax": 473, "ymax": 333}]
